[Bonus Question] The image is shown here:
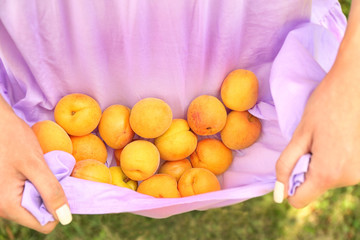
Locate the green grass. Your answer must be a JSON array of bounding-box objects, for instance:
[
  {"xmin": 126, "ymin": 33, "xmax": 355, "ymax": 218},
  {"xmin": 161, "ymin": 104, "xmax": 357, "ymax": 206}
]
[
  {"xmin": 0, "ymin": 1, "xmax": 353, "ymax": 240},
  {"xmin": 339, "ymin": 0, "xmax": 352, "ymax": 17},
  {"xmin": 2, "ymin": 187, "xmax": 360, "ymax": 240}
]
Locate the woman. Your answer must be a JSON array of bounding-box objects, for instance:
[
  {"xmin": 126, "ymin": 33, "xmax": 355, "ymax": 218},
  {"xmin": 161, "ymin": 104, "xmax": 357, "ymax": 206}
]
[{"xmin": 0, "ymin": 0, "xmax": 357, "ymax": 233}]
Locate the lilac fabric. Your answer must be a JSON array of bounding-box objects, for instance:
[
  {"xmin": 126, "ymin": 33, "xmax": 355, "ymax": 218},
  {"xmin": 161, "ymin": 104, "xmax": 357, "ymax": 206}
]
[
  {"xmin": 0, "ymin": 0, "xmax": 346, "ymax": 225},
  {"xmin": 21, "ymin": 151, "xmax": 76, "ymax": 225},
  {"xmin": 288, "ymin": 154, "xmax": 311, "ymax": 196}
]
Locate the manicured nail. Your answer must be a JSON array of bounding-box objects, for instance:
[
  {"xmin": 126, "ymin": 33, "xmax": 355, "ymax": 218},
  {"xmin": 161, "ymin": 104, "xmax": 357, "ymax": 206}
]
[
  {"xmin": 273, "ymin": 181, "xmax": 285, "ymax": 204},
  {"xmin": 55, "ymin": 204, "xmax": 72, "ymax": 225}
]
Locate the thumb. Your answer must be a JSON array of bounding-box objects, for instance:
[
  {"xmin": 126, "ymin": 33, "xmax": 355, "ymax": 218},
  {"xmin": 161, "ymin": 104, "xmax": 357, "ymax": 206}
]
[
  {"xmin": 274, "ymin": 127, "xmax": 311, "ymax": 203},
  {"xmin": 22, "ymin": 153, "xmax": 72, "ymax": 226}
]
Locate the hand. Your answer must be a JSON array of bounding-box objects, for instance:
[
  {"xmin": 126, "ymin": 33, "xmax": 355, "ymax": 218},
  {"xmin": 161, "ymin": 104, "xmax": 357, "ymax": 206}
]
[
  {"xmin": 0, "ymin": 95, "xmax": 72, "ymax": 233},
  {"xmin": 274, "ymin": 1, "xmax": 360, "ymax": 207},
  {"xmin": 274, "ymin": 66, "xmax": 360, "ymax": 207}
]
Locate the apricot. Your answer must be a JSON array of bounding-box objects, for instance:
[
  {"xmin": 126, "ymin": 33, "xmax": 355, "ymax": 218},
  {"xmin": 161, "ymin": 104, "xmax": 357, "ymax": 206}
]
[
  {"xmin": 129, "ymin": 98, "xmax": 173, "ymax": 138},
  {"xmin": 114, "ymin": 148, "xmax": 123, "ymax": 166},
  {"xmin": 54, "ymin": 93, "xmax": 102, "ymax": 136},
  {"xmin": 31, "ymin": 120, "xmax": 73, "ymax": 154},
  {"xmin": 137, "ymin": 174, "xmax": 181, "ymax": 198},
  {"xmin": 221, "ymin": 111, "xmax": 262, "ymax": 150},
  {"xmin": 70, "ymin": 133, "xmax": 108, "ymax": 163},
  {"xmin": 221, "ymin": 69, "xmax": 259, "ymax": 111},
  {"xmin": 109, "ymin": 166, "xmax": 137, "ymax": 190},
  {"xmin": 120, "ymin": 140, "xmax": 160, "ymax": 181},
  {"xmin": 155, "ymin": 119, "xmax": 197, "ymax": 161},
  {"xmin": 71, "ymin": 159, "xmax": 112, "ymax": 184},
  {"xmin": 190, "ymin": 138, "xmax": 233, "ymax": 175},
  {"xmin": 98, "ymin": 105, "xmax": 134, "ymax": 149},
  {"xmin": 187, "ymin": 95, "xmax": 227, "ymax": 136},
  {"xmin": 178, "ymin": 168, "xmax": 221, "ymax": 197},
  {"xmin": 158, "ymin": 159, "xmax": 192, "ymax": 181}
]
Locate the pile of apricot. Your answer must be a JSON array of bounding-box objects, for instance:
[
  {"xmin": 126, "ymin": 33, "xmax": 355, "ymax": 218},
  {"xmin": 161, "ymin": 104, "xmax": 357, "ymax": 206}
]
[{"xmin": 32, "ymin": 69, "xmax": 261, "ymax": 198}]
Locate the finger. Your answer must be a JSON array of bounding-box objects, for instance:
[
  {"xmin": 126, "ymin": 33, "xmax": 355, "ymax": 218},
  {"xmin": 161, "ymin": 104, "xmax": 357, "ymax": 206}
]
[
  {"xmin": 5, "ymin": 204, "xmax": 58, "ymax": 234},
  {"xmin": 21, "ymin": 154, "xmax": 72, "ymax": 226},
  {"xmin": 287, "ymin": 160, "xmax": 327, "ymax": 208},
  {"xmin": 0, "ymin": 169, "xmax": 58, "ymax": 234},
  {"xmin": 274, "ymin": 127, "xmax": 311, "ymax": 203}
]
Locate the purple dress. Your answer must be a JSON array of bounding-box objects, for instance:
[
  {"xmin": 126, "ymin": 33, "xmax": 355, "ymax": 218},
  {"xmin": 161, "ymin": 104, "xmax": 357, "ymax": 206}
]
[{"xmin": 0, "ymin": 0, "xmax": 346, "ymax": 224}]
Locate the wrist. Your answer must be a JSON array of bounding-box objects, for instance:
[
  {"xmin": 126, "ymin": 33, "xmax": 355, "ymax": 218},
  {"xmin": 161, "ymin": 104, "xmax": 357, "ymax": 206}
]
[
  {"xmin": 325, "ymin": 1, "xmax": 360, "ymax": 88},
  {"xmin": 334, "ymin": 1, "xmax": 360, "ymax": 65}
]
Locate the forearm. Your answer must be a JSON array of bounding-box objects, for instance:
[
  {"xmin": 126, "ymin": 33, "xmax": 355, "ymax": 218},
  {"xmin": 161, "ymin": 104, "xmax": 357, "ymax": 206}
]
[
  {"xmin": 321, "ymin": 1, "xmax": 360, "ymax": 99},
  {"xmin": 332, "ymin": 0, "xmax": 360, "ymax": 71}
]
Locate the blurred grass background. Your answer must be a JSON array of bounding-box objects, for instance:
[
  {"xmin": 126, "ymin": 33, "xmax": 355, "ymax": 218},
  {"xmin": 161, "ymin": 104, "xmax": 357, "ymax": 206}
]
[
  {"xmin": 340, "ymin": 0, "xmax": 351, "ymax": 17},
  {"xmin": 0, "ymin": 1, "xmax": 354, "ymax": 239}
]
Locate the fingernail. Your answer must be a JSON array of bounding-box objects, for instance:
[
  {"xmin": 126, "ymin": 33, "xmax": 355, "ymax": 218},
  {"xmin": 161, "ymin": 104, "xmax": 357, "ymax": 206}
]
[
  {"xmin": 55, "ymin": 204, "xmax": 72, "ymax": 225},
  {"xmin": 273, "ymin": 181, "xmax": 285, "ymax": 204}
]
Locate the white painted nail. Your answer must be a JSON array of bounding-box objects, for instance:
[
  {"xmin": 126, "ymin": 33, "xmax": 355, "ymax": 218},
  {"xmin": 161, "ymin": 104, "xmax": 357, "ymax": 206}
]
[
  {"xmin": 273, "ymin": 181, "xmax": 285, "ymax": 204},
  {"xmin": 55, "ymin": 204, "xmax": 72, "ymax": 225}
]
